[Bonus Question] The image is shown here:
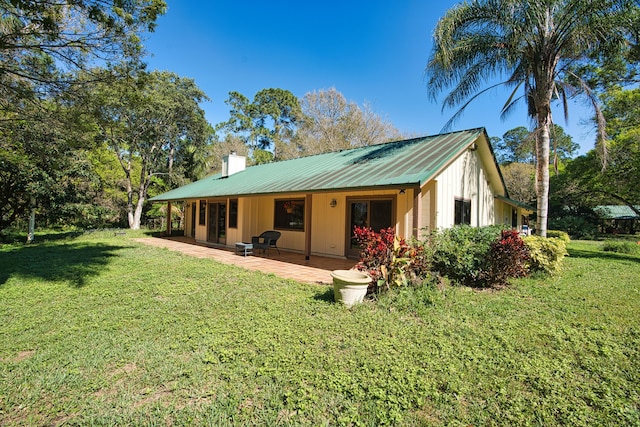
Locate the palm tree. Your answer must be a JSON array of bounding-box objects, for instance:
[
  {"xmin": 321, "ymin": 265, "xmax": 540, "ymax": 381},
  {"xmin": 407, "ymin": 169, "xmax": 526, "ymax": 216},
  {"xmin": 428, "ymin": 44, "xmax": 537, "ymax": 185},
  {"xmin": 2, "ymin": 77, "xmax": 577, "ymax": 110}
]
[{"xmin": 426, "ymin": 0, "xmax": 637, "ymax": 236}]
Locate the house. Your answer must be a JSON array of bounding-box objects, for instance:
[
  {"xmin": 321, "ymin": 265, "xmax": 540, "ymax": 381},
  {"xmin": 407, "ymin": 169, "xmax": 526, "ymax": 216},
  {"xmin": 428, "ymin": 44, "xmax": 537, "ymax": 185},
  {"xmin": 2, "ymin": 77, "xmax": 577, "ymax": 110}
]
[{"xmin": 150, "ymin": 128, "xmax": 532, "ymax": 259}]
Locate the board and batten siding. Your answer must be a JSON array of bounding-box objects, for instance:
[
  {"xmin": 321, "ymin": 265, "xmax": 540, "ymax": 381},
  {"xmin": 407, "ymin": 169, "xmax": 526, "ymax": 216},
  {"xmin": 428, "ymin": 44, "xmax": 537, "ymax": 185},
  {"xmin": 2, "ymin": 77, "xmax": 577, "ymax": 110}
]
[
  {"xmin": 431, "ymin": 150, "xmax": 497, "ymax": 229},
  {"xmin": 495, "ymin": 200, "xmax": 513, "ymax": 228},
  {"xmin": 309, "ymin": 192, "xmax": 347, "ymax": 257},
  {"xmin": 418, "ymin": 181, "xmax": 437, "ymax": 235},
  {"xmin": 308, "ymin": 189, "xmax": 413, "ymax": 257}
]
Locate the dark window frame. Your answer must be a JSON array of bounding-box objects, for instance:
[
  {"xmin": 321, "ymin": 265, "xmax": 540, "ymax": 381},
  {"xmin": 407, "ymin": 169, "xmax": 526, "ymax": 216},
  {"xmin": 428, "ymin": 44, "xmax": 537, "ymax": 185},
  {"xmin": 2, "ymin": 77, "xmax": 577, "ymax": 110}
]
[
  {"xmin": 229, "ymin": 199, "xmax": 238, "ymax": 229},
  {"xmin": 346, "ymin": 196, "xmax": 396, "ymax": 258},
  {"xmin": 454, "ymin": 198, "xmax": 471, "ymax": 225},
  {"xmin": 198, "ymin": 200, "xmax": 207, "ymax": 226},
  {"xmin": 274, "ymin": 198, "xmax": 305, "ymax": 231}
]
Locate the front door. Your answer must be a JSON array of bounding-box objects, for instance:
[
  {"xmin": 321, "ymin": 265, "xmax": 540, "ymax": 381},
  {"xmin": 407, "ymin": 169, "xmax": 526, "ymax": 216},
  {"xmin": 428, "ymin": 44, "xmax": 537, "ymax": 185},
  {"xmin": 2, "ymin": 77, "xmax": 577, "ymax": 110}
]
[
  {"xmin": 347, "ymin": 198, "xmax": 394, "ymax": 258},
  {"xmin": 207, "ymin": 202, "xmax": 227, "ymax": 245}
]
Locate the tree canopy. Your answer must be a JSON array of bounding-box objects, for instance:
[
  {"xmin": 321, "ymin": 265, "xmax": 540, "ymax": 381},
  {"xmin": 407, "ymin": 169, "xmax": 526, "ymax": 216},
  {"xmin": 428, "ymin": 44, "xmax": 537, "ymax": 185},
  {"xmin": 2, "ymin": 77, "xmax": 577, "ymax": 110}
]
[
  {"xmin": 293, "ymin": 88, "xmax": 402, "ymax": 158},
  {"xmin": 0, "ymin": 0, "xmax": 167, "ymax": 235},
  {"xmin": 547, "ymin": 85, "xmax": 640, "ymax": 238},
  {"xmin": 0, "ymin": 0, "xmax": 166, "ymax": 112},
  {"xmin": 89, "ymin": 69, "xmax": 211, "ymax": 229},
  {"xmin": 216, "ymin": 87, "xmax": 403, "ymax": 163},
  {"xmin": 495, "ymin": 125, "xmax": 578, "ymax": 167},
  {"xmin": 217, "ymin": 88, "xmax": 302, "ymax": 159}
]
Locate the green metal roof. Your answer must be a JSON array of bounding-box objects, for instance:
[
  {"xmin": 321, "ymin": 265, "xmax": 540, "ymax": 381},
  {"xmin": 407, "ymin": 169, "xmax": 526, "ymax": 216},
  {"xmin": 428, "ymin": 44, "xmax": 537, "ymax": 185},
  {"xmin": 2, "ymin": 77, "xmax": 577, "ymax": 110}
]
[
  {"xmin": 594, "ymin": 205, "xmax": 640, "ymax": 220},
  {"xmin": 151, "ymin": 128, "xmax": 486, "ymax": 202}
]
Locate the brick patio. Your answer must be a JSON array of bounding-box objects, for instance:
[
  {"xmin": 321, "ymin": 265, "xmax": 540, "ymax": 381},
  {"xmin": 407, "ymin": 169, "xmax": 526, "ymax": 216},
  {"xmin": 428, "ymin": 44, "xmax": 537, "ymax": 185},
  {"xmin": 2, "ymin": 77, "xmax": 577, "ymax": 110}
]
[{"xmin": 134, "ymin": 236, "xmax": 357, "ymax": 285}]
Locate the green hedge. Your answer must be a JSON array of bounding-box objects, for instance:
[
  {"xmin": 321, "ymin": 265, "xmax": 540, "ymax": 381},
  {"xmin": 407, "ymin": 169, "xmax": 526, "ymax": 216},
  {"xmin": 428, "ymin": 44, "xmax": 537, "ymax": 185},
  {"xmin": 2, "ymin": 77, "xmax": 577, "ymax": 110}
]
[{"xmin": 601, "ymin": 240, "xmax": 640, "ymax": 255}]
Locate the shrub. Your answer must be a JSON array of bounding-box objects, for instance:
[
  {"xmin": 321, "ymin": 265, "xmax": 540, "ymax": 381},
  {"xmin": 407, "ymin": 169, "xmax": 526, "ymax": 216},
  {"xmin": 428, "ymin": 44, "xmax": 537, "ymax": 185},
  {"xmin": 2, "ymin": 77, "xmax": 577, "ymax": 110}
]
[
  {"xmin": 353, "ymin": 226, "xmax": 395, "ymax": 288},
  {"xmin": 429, "ymin": 225, "xmax": 503, "ymax": 286},
  {"xmin": 548, "ymin": 211, "xmax": 599, "ymax": 240},
  {"xmin": 546, "ymin": 230, "xmax": 571, "ymax": 243},
  {"xmin": 353, "ymin": 226, "xmax": 432, "ymax": 293},
  {"xmin": 523, "ymin": 236, "xmax": 568, "ymax": 275},
  {"xmin": 479, "ymin": 229, "xmax": 530, "ymax": 287},
  {"xmin": 601, "ymin": 240, "xmax": 640, "ymax": 255}
]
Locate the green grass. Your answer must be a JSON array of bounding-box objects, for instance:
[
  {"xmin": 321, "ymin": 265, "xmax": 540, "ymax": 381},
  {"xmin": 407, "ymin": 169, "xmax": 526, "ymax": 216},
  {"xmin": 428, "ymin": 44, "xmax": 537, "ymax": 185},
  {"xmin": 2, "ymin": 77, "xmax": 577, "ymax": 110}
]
[{"xmin": 0, "ymin": 233, "xmax": 638, "ymax": 426}]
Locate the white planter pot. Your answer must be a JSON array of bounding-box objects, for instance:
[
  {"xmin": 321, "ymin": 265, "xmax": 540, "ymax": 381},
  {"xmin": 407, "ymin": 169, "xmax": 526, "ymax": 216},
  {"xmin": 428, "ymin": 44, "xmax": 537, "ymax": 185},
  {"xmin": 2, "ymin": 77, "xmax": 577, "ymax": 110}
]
[{"xmin": 331, "ymin": 270, "xmax": 371, "ymax": 307}]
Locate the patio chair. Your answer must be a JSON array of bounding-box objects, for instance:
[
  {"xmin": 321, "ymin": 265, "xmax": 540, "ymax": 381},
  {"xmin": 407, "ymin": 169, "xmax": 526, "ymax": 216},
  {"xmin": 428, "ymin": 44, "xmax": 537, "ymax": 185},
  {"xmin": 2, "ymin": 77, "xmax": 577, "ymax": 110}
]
[{"xmin": 251, "ymin": 230, "xmax": 281, "ymax": 255}]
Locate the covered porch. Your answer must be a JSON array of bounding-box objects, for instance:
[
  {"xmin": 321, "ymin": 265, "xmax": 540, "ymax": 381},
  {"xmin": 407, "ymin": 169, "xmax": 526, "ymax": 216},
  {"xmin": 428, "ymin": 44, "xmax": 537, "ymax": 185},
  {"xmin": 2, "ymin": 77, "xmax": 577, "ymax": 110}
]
[{"xmin": 134, "ymin": 236, "xmax": 357, "ymax": 284}]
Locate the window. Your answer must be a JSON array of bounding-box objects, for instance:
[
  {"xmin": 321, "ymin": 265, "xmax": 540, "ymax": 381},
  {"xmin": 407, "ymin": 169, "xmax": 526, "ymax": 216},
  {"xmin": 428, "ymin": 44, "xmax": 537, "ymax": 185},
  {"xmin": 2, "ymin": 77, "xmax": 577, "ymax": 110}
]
[
  {"xmin": 274, "ymin": 199, "xmax": 305, "ymax": 230},
  {"xmin": 454, "ymin": 198, "xmax": 471, "ymax": 225},
  {"xmin": 199, "ymin": 200, "xmax": 206, "ymax": 225},
  {"xmin": 229, "ymin": 199, "xmax": 238, "ymax": 228}
]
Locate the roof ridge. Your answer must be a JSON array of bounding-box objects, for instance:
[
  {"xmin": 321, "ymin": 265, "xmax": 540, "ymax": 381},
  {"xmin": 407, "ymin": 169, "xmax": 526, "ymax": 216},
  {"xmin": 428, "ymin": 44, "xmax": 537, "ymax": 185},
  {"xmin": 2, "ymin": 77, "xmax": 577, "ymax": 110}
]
[{"xmin": 252, "ymin": 127, "xmax": 485, "ymax": 167}]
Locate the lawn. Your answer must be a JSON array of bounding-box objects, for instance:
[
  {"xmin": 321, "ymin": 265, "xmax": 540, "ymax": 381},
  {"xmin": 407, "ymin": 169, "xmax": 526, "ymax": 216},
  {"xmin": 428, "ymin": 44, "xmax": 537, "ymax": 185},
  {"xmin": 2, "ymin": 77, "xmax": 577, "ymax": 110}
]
[{"xmin": 0, "ymin": 232, "xmax": 638, "ymax": 426}]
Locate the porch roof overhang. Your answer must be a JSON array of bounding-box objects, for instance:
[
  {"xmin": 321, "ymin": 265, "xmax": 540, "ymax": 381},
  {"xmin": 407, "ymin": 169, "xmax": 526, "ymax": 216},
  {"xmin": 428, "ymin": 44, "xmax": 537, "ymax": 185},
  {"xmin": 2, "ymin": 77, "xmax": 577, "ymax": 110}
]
[
  {"xmin": 495, "ymin": 195, "xmax": 535, "ymax": 213},
  {"xmin": 151, "ymin": 128, "xmax": 489, "ymax": 202}
]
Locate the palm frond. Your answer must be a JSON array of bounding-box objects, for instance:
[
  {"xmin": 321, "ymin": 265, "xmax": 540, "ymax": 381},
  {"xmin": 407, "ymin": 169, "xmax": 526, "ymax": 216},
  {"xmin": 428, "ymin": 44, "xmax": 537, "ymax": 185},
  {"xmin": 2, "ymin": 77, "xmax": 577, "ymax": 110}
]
[
  {"xmin": 566, "ymin": 70, "xmax": 610, "ymax": 167},
  {"xmin": 426, "ymin": 0, "xmax": 636, "ymax": 173},
  {"xmin": 440, "ymin": 79, "xmax": 513, "ymax": 131}
]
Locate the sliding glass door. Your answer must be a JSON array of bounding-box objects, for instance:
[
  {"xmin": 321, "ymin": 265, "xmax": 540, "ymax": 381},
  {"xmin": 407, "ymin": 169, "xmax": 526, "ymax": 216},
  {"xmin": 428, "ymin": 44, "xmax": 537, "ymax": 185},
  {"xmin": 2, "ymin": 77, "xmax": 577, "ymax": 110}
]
[
  {"xmin": 347, "ymin": 198, "xmax": 393, "ymax": 258},
  {"xmin": 207, "ymin": 202, "xmax": 226, "ymax": 245}
]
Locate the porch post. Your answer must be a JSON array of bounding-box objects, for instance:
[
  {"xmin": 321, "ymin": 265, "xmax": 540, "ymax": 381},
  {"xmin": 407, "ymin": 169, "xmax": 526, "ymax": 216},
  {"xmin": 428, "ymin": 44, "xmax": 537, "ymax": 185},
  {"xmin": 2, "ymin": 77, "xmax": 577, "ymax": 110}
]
[
  {"xmin": 412, "ymin": 188, "xmax": 421, "ymax": 239},
  {"xmin": 305, "ymin": 193, "xmax": 312, "ymax": 260},
  {"xmin": 166, "ymin": 201, "xmax": 172, "ymax": 236}
]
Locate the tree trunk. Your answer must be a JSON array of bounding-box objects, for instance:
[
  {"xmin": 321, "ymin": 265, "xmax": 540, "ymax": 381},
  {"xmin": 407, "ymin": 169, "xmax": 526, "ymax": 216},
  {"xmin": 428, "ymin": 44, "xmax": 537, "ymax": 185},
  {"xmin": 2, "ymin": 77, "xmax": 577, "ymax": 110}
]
[
  {"xmin": 130, "ymin": 172, "xmax": 148, "ymax": 230},
  {"xmin": 535, "ymin": 117, "xmax": 551, "ymax": 237},
  {"xmin": 118, "ymin": 152, "xmax": 136, "ymax": 230},
  {"xmin": 168, "ymin": 143, "xmax": 175, "ymax": 186},
  {"xmin": 26, "ymin": 196, "xmax": 36, "ymax": 243},
  {"xmin": 126, "ymin": 173, "xmax": 135, "ymax": 229},
  {"xmin": 132, "ymin": 193, "xmax": 144, "ymax": 230}
]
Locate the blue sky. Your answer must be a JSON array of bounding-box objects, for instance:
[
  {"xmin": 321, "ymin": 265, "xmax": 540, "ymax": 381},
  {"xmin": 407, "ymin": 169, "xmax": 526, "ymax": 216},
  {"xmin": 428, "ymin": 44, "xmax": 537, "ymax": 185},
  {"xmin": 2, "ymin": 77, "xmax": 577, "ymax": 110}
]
[{"xmin": 142, "ymin": 0, "xmax": 596, "ymax": 153}]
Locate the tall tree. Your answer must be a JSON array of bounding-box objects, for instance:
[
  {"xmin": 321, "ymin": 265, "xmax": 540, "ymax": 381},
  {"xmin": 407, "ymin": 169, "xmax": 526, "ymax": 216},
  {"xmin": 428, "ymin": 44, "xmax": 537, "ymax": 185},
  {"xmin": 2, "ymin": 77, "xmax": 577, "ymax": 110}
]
[
  {"xmin": 598, "ymin": 86, "xmax": 640, "ymax": 212},
  {"xmin": 496, "ymin": 127, "xmax": 534, "ymax": 165},
  {"xmin": 496, "ymin": 125, "xmax": 578, "ymax": 166},
  {"xmin": 218, "ymin": 88, "xmax": 301, "ymax": 160},
  {"xmin": 500, "ymin": 162, "xmax": 536, "ymax": 206},
  {"xmin": 292, "ymin": 88, "xmax": 402, "ymax": 158},
  {"xmin": 0, "ymin": 97, "xmax": 104, "ymax": 231},
  {"xmin": 172, "ymin": 123, "xmax": 218, "ymax": 185},
  {"xmin": 550, "ymin": 86, "xmax": 640, "ymax": 229},
  {"xmin": 90, "ymin": 70, "xmax": 210, "ymax": 229},
  {"xmin": 0, "ymin": 0, "xmax": 166, "ymax": 233},
  {"xmin": 253, "ymin": 88, "xmax": 301, "ymax": 159},
  {"xmin": 426, "ymin": 0, "xmax": 638, "ymax": 236}
]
